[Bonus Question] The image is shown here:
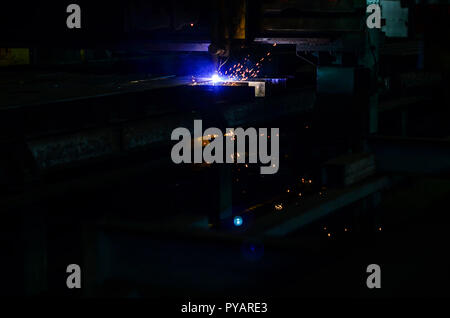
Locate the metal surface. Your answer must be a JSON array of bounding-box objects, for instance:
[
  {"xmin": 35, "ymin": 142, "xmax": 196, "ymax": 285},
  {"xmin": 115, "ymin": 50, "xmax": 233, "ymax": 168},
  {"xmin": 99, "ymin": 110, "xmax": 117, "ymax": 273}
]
[
  {"xmin": 195, "ymin": 78, "xmax": 287, "ymax": 98},
  {"xmin": 255, "ymin": 35, "xmax": 365, "ymax": 52},
  {"xmin": 254, "ymin": 37, "xmax": 332, "ymax": 45},
  {"xmin": 0, "ymin": 74, "xmax": 195, "ymax": 110},
  {"xmin": 0, "ymin": 70, "xmax": 313, "ymax": 178}
]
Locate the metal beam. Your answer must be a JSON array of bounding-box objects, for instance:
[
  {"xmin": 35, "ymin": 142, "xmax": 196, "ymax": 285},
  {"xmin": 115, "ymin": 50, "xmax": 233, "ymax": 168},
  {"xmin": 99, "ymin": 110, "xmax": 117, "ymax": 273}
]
[{"xmin": 265, "ymin": 177, "xmax": 390, "ymax": 237}]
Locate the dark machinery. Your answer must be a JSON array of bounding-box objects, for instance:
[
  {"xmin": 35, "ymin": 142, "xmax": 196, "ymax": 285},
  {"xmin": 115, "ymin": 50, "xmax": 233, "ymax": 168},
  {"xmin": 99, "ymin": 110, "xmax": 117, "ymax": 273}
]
[{"xmin": 2, "ymin": 1, "xmax": 449, "ymax": 298}]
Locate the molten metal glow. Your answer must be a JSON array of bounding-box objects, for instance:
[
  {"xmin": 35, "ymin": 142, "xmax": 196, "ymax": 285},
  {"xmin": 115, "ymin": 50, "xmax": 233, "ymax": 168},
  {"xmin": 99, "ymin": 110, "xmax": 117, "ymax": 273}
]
[{"xmin": 211, "ymin": 74, "xmax": 221, "ymax": 83}]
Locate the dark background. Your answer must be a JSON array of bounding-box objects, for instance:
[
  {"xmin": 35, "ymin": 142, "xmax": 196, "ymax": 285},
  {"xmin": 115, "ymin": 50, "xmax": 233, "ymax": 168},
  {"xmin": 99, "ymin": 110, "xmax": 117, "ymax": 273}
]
[{"xmin": 1, "ymin": 0, "xmax": 450, "ymax": 303}]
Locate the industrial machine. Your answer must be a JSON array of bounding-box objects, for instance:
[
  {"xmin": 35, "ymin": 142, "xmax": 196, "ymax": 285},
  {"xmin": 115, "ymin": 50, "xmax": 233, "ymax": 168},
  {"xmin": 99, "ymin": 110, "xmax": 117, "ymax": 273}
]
[{"xmin": 1, "ymin": 1, "xmax": 449, "ymax": 299}]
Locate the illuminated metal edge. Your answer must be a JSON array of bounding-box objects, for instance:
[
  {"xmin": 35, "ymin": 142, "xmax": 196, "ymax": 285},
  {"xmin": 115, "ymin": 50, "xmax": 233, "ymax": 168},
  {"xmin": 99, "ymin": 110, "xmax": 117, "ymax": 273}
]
[
  {"xmin": 192, "ymin": 78, "xmax": 287, "ymax": 98},
  {"xmin": 254, "ymin": 37, "xmax": 332, "ymax": 45},
  {"xmin": 141, "ymin": 42, "xmax": 210, "ymax": 52},
  {"xmin": 255, "ymin": 36, "xmax": 364, "ymax": 52},
  {"xmin": 255, "ymin": 37, "xmax": 343, "ymax": 52}
]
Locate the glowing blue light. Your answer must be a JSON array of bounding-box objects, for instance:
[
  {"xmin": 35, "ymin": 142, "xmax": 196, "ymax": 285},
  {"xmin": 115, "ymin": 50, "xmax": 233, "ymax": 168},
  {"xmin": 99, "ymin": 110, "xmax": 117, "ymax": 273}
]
[
  {"xmin": 234, "ymin": 216, "xmax": 243, "ymax": 227},
  {"xmin": 211, "ymin": 74, "xmax": 221, "ymax": 83}
]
